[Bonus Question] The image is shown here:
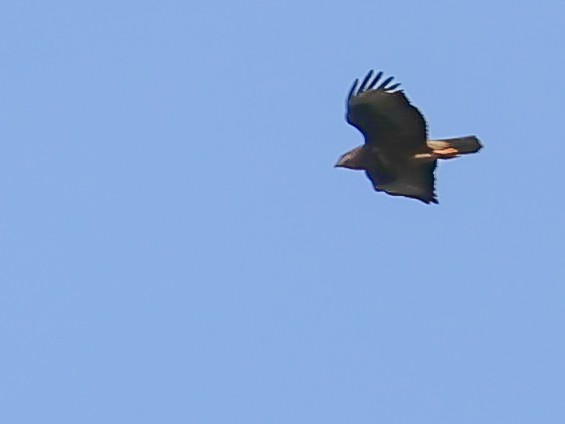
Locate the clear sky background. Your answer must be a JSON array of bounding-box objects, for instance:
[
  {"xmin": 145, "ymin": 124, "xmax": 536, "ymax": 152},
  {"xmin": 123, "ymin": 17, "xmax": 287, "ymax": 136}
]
[{"xmin": 1, "ymin": 1, "xmax": 565, "ymax": 423}]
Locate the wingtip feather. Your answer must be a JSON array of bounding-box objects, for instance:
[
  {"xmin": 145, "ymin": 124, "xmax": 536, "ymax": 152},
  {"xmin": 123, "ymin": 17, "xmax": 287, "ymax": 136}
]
[
  {"xmin": 367, "ymin": 71, "xmax": 383, "ymax": 90},
  {"xmin": 347, "ymin": 78, "xmax": 359, "ymax": 101},
  {"xmin": 358, "ymin": 70, "xmax": 374, "ymax": 94},
  {"xmin": 377, "ymin": 76, "xmax": 394, "ymax": 90}
]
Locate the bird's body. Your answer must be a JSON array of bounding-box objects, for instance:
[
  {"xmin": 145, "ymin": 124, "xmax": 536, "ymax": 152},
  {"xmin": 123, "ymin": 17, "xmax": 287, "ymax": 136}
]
[{"xmin": 335, "ymin": 70, "xmax": 482, "ymax": 204}]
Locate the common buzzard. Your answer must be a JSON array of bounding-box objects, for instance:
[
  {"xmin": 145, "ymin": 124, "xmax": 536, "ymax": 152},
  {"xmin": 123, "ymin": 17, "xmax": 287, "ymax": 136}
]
[{"xmin": 335, "ymin": 69, "xmax": 482, "ymax": 204}]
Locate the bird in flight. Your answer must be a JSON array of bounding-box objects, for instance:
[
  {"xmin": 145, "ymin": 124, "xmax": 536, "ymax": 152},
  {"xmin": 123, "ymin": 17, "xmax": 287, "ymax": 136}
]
[{"xmin": 335, "ymin": 69, "xmax": 482, "ymax": 204}]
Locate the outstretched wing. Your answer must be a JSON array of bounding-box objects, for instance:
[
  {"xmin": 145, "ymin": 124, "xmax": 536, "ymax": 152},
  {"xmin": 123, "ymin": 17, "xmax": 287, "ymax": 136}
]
[
  {"xmin": 365, "ymin": 159, "xmax": 438, "ymax": 204},
  {"xmin": 346, "ymin": 70, "xmax": 428, "ymax": 149}
]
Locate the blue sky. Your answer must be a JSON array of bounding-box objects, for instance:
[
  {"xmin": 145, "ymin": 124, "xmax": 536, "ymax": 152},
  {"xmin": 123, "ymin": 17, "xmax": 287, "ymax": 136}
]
[{"xmin": 1, "ymin": 0, "xmax": 565, "ymax": 422}]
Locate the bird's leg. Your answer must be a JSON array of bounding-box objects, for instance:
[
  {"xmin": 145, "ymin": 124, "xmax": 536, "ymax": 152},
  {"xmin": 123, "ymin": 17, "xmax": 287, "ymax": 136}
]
[{"xmin": 433, "ymin": 147, "xmax": 459, "ymax": 159}]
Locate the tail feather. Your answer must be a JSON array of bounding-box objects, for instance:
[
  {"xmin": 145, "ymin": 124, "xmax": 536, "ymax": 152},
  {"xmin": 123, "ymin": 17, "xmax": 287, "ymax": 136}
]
[{"xmin": 427, "ymin": 136, "xmax": 482, "ymax": 155}]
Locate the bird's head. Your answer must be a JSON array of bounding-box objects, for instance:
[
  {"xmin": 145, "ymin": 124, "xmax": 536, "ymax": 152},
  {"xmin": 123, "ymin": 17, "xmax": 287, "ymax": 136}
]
[{"xmin": 334, "ymin": 146, "xmax": 367, "ymax": 170}]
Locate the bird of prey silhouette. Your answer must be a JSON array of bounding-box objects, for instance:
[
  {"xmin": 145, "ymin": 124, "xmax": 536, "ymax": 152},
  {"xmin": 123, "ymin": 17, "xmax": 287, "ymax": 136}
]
[{"xmin": 335, "ymin": 69, "xmax": 482, "ymax": 204}]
